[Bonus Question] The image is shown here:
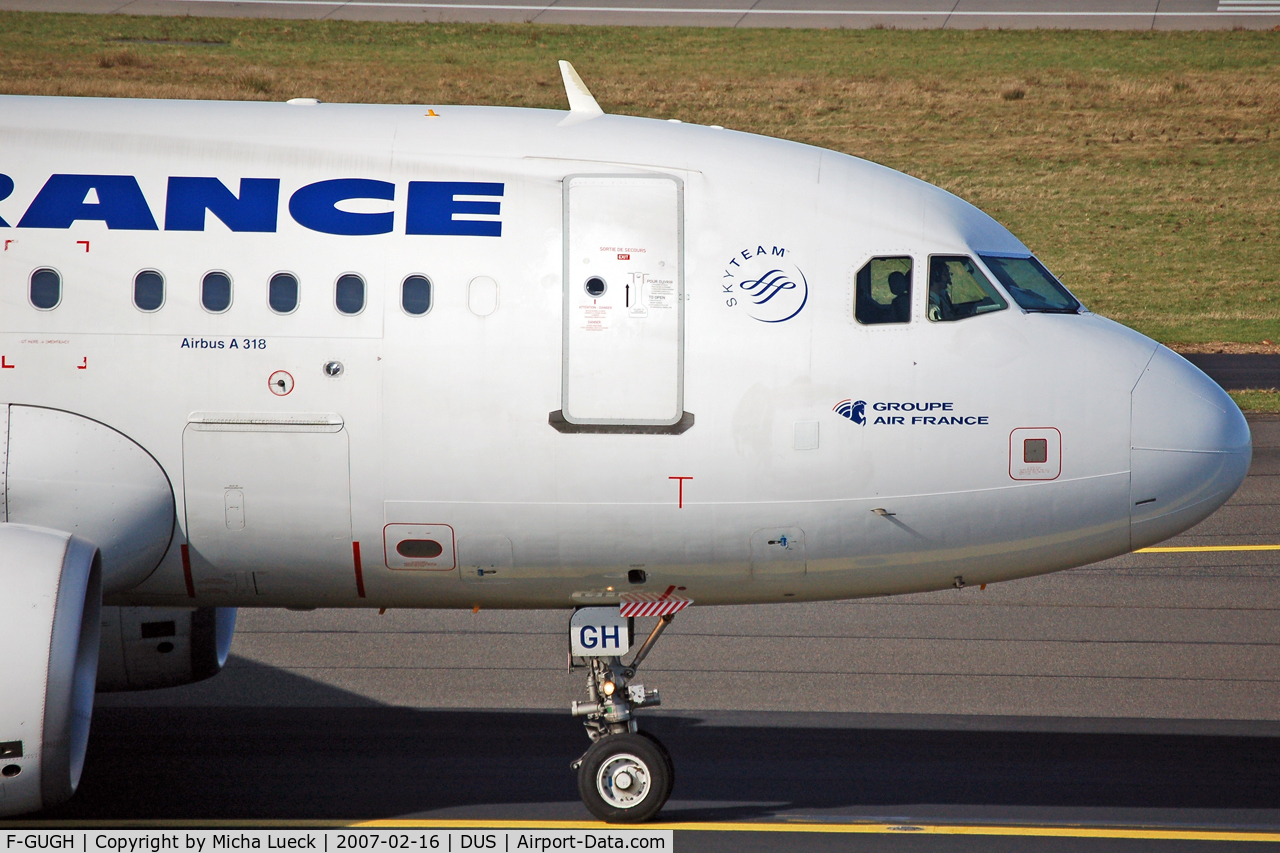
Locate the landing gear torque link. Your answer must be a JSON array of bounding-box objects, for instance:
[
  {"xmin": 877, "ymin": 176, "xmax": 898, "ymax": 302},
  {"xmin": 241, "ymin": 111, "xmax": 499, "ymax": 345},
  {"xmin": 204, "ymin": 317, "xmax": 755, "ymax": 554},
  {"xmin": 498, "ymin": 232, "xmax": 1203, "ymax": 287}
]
[{"xmin": 570, "ymin": 614, "xmax": 676, "ymax": 822}]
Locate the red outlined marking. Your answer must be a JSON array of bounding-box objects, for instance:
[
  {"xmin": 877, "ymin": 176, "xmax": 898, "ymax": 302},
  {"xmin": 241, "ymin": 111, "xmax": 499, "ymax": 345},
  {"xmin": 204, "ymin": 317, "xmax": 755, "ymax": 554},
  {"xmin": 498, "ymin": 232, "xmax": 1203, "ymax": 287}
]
[
  {"xmin": 1, "ymin": 357, "xmax": 13, "ymax": 369},
  {"xmin": 77, "ymin": 357, "xmax": 87, "ymax": 370},
  {"xmin": 180, "ymin": 544, "xmax": 195, "ymax": 598},
  {"xmin": 268, "ymin": 370, "xmax": 294, "ymax": 396},
  {"xmin": 3, "ymin": 240, "xmax": 13, "ymax": 251},
  {"xmin": 668, "ymin": 476, "xmax": 692, "ymax": 508},
  {"xmin": 382, "ymin": 523, "xmax": 457, "ymax": 571},
  {"xmin": 352, "ymin": 541, "xmax": 367, "ymax": 598},
  {"xmin": 1008, "ymin": 427, "xmax": 1062, "ymax": 481},
  {"xmin": 76, "ymin": 241, "xmax": 89, "ymax": 252}
]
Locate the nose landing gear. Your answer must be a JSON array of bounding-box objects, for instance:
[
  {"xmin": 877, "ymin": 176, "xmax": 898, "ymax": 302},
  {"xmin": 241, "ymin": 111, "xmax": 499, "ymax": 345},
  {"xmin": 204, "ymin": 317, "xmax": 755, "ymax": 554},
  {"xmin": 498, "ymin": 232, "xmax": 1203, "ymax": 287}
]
[{"xmin": 570, "ymin": 613, "xmax": 677, "ymax": 822}]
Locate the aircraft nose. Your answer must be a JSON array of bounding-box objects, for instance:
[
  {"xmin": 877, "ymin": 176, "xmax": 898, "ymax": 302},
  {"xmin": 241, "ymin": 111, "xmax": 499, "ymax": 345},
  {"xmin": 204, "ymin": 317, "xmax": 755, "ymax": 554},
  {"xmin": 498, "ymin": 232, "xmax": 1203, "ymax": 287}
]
[{"xmin": 1130, "ymin": 346, "xmax": 1252, "ymax": 550}]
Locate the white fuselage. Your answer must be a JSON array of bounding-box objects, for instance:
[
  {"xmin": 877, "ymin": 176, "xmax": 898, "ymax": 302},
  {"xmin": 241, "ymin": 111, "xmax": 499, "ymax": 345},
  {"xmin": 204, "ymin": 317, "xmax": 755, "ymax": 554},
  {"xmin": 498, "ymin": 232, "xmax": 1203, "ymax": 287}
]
[{"xmin": 0, "ymin": 95, "xmax": 1252, "ymax": 611}]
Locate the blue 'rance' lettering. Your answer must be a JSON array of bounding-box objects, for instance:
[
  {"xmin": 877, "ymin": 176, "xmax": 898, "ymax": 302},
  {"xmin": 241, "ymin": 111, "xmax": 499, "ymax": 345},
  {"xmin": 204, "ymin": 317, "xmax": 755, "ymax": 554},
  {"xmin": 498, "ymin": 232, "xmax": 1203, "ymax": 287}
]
[
  {"xmin": 9, "ymin": 174, "xmax": 505, "ymax": 236},
  {"xmin": 406, "ymin": 181, "xmax": 503, "ymax": 237},
  {"xmin": 18, "ymin": 174, "xmax": 158, "ymax": 230},
  {"xmin": 289, "ymin": 178, "xmax": 394, "ymax": 236},
  {"xmin": 165, "ymin": 177, "xmax": 280, "ymax": 232},
  {"xmin": 0, "ymin": 174, "xmax": 13, "ymax": 227}
]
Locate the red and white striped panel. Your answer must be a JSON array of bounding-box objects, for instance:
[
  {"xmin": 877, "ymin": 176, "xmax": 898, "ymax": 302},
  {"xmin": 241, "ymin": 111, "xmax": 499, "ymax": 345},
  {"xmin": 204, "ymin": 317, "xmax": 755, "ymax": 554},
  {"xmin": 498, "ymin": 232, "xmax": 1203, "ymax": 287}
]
[{"xmin": 619, "ymin": 594, "xmax": 692, "ymax": 618}]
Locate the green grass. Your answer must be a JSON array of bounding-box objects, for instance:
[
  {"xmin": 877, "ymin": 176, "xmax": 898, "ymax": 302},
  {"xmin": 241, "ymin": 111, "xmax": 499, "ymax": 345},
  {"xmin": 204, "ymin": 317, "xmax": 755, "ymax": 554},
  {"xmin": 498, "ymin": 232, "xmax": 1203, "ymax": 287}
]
[
  {"xmin": 1230, "ymin": 389, "xmax": 1280, "ymax": 413},
  {"xmin": 1, "ymin": 13, "xmax": 1278, "ymax": 344}
]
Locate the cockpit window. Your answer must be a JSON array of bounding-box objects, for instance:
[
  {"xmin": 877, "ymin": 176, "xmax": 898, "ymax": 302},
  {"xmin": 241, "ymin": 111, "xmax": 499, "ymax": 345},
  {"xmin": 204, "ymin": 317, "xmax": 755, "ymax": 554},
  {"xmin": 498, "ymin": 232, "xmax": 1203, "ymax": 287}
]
[
  {"xmin": 979, "ymin": 255, "xmax": 1081, "ymax": 314},
  {"xmin": 855, "ymin": 257, "xmax": 912, "ymax": 325},
  {"xmin": 927, "ymin": 256, "xmax": 1007, "ymax": 322}
]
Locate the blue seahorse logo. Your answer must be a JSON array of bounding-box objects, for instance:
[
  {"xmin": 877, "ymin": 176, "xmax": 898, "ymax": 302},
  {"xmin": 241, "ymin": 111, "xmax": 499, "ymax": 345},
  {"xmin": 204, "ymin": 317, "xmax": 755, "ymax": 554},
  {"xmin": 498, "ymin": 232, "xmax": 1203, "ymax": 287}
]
[{"xmin": 834, "ymin": 399, "xmax": 866, "ymax": 425}]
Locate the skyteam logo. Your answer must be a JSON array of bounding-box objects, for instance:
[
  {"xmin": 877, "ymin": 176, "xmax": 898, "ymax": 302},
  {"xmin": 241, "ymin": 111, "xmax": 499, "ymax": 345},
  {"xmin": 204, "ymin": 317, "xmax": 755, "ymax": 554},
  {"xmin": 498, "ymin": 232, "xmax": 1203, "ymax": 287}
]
[
  {"xmin": 834, "ymin": 399, "xmax": 866, "ymax": 425},
  {"xmin": 721, "ymin": 245, "xmax": 809, "ymax": 323}
]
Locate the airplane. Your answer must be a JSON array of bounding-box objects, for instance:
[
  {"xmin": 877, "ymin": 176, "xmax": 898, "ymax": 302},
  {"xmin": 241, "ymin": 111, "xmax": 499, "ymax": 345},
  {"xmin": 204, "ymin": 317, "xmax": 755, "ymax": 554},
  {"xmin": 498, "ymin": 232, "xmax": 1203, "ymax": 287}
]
[{"xmin": 0, "ymin": 60, "xmax": 1252, "ymax": 823}]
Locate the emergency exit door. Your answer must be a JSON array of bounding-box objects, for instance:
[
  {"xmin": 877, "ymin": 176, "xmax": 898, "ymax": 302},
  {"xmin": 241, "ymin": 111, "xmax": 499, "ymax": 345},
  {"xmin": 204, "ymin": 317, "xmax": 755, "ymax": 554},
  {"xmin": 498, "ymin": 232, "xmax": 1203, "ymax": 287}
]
[{"xmin": 562, "ymin": 174, "xmax": 684, "ymax": 426}]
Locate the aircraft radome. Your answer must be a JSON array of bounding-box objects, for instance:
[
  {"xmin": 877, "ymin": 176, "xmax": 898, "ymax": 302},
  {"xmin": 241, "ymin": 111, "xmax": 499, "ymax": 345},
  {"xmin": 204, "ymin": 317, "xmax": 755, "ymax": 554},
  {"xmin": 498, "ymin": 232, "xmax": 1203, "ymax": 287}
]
[{"xmin": 0, "ymin": 61, "xmax": 1251, "ymax": 822}]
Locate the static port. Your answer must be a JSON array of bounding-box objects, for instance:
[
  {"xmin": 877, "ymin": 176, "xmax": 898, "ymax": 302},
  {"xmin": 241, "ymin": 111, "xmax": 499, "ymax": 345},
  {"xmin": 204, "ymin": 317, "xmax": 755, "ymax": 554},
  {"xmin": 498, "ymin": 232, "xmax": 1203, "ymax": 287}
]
[
  {"xmin": 628, "ymin": 569, "xmax": 647, "ymax": 584},
  {"xmin": 2, "ymin": 765, "xmax": 21, "ymax": 778},
  {"xmin": 157, "ymin": 642, "xmax": 175, "ymax": 654}
]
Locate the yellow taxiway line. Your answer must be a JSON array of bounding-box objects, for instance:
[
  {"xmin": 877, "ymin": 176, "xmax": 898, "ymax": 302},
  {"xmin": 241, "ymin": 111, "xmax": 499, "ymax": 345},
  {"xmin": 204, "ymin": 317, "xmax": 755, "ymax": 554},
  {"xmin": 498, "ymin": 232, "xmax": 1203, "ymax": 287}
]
[
  {"xmin": 11, "ymin": 819, "xmax": 1280, "ymax": 842},
  {"xmin": 1137, "ymin": 544, "xmax": 1280, "ymax": 553}
]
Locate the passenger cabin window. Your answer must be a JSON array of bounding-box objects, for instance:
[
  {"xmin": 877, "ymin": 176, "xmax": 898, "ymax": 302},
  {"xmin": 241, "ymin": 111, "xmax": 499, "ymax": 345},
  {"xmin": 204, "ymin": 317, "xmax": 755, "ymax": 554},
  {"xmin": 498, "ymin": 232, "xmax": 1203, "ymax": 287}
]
[
  {"xmin": 201, "ymin": 272, "xmax": 232, "ymax": 313},
  {"xmin": 855, "ymin": 257, "xmax": 912, "ymax": 325},
  {"xmin": 269, "ymin": 273, "xmax": 300, "ymax": 314},
  {"xmin": 979, "ymin": 255, "xmax": 1081, "ymax": 314},
  {"xmin": 927, "ymin": 256, "xmax": 1007, "ymax": 322},
  {"xmin": 29, "ymin": 268, "xmax": 61, "ymax": 310},
  {"xmin": 335, "ymin": 274, "xmax": 365, "ymax": 315},
  {"xmin": 133, "ymin": 271, "xmax": 164, "ymax": 312},
  {"xmin": 401, "ymin": 275, "xmax": 432, "ymax": 316}
]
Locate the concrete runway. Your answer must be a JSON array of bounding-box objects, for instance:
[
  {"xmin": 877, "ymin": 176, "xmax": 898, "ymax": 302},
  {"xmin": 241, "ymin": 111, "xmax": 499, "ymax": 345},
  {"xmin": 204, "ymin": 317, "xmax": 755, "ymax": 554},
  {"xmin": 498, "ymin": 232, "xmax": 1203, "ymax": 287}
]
[
  {"xmin": 1185, "ymin": 355, "xmax": 1280, "ymax": 391},
  {"xmin": 11, "ymin": 399, "xmax": 1276, "ymax": 847},
  {"xmin": 2, "ymin": 0, "xmax": 1280, "ymax": 29}
]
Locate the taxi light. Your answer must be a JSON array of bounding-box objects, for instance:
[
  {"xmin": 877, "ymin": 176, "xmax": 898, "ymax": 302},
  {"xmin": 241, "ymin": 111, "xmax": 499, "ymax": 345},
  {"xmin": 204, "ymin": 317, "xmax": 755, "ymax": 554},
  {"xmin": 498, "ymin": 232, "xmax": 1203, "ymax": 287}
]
[{"xmin": 601, "ymin": 680, "xmax": 616, "ymax": 697}]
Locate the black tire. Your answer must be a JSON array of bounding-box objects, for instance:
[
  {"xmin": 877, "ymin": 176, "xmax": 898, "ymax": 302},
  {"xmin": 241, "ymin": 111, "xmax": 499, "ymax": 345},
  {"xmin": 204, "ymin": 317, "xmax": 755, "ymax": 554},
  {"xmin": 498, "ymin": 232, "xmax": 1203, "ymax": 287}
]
[
  {"xmin": 637, "ymin": 730, "xmax": 675, "ymax": 809},
  {"xmin": 577, "ymin": 733, "xmax": 671, "ymax": 823}
]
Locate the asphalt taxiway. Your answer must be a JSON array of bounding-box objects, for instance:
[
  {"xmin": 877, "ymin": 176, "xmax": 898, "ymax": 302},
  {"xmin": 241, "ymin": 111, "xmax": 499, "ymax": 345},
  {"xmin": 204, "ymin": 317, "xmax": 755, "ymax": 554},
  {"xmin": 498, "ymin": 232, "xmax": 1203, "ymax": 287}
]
[
  {"xmin": 10, "ymin": 402, "xmax": 1276, "ymax": 850},
  {"xmin": 2, "ymin": 0, "xmax": 1279, "ymax": 29}
]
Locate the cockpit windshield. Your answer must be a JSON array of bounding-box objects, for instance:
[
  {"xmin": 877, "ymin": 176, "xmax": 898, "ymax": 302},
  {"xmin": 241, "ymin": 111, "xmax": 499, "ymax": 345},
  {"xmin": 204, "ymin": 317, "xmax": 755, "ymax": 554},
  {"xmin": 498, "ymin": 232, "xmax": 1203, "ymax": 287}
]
[
  {"xmin": 927, "ymin": 256, "xmax": 1007, "ymax": 322},
  {"xmin": 979, "ymin": 255, "xmax": 1081, "ymax": 314}
]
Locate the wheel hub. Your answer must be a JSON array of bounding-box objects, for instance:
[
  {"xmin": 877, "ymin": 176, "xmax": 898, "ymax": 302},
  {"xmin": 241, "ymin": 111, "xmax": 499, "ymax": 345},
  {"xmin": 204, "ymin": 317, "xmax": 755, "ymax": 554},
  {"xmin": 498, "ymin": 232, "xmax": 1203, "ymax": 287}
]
[{"xmin": 597, "ymin": 754, "xmax": 650, "ymax": 808}]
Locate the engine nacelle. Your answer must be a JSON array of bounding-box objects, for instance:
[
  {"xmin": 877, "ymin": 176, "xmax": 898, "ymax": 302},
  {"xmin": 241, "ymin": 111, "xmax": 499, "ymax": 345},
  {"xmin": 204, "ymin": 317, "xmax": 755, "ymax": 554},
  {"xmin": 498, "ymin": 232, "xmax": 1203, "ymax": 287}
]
[
  {"xmin": 3, "ymin": 405, "xmax": 175, "ymax": 594},
  {"xmin": 0, "ymin": 524, "xmax": 102, "ymax": 816},
  {"xmin": 97, "ymin": 606, "xmax": 237, "ymax": 692}
]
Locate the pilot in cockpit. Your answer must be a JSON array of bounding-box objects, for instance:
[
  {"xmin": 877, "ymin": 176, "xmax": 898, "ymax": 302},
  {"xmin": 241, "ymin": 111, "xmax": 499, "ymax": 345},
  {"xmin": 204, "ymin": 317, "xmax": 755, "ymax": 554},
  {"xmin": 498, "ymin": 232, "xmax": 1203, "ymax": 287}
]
[
  {"xmin": 927, "ymin": 262, "xmax": 953, "ymax": 322},
  {"xmin": 887, "ymin": 270, "xmax": 910, "ymax": 323}
]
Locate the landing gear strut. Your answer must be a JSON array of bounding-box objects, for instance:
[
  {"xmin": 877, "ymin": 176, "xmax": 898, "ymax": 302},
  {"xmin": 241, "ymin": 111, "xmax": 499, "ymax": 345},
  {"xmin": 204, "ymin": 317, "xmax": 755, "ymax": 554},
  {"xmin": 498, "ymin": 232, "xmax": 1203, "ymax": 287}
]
[{"xmin": 570, "ymin": 614, "xmax": 676, "ymax": 822}]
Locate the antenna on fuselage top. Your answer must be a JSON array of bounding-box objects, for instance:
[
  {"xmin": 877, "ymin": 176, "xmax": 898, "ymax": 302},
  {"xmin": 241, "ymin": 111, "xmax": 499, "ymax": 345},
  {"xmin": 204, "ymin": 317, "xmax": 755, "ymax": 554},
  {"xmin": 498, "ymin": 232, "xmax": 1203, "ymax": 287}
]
[{"xmin": 558, "ymin": 60, "xmax": 604, "ymax": 125}]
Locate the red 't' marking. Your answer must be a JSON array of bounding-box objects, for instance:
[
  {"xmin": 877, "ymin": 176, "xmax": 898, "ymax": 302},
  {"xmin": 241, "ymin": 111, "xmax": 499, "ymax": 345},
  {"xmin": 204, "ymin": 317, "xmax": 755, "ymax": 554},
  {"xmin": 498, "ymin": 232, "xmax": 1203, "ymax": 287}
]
[
  {"xmin": 1, "ymin": 357, "xmax": 13, "ymax": 369},
  {"xmin": 3, "ymin": 240, "xmax": 12, "ymax": 251},
  {"xmin": 668, "ymin": 476, "xmax": 692, "ymax": 509},
  {"xmin": 180, "ymin": 544, "xmax": 195, "ymax": 598},
  {"xmin": 77, "ymin": 241, "xmax": 89, "ymax": 252},
  {"xmin": 77, "ymin": 357, "xmax": 87, "ymax": 370},
  {"xmin": 352, "ymin": 542, "xmax": 367, "ymax": 598}
]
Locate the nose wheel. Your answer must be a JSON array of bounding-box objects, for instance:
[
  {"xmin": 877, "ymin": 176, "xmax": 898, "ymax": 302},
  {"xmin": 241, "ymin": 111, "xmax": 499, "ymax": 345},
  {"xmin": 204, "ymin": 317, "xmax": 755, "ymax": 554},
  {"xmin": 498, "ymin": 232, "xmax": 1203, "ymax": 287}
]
[
  {"xmin": 569, "ymin": 612, "xmax": 680, "ymax": 822},
  {"xmin": 576, "ymin": 733, "xmax": 672, "ymax": 822}
]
